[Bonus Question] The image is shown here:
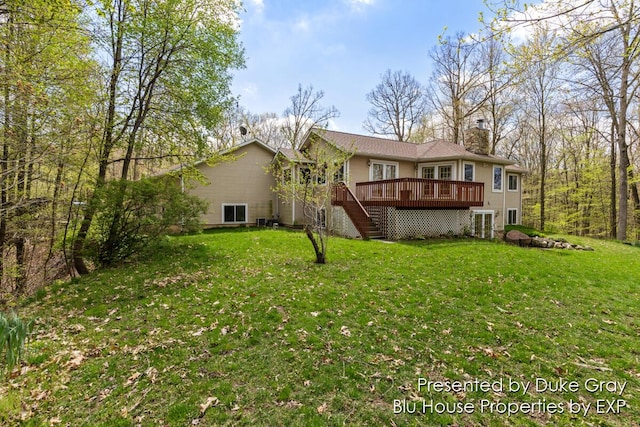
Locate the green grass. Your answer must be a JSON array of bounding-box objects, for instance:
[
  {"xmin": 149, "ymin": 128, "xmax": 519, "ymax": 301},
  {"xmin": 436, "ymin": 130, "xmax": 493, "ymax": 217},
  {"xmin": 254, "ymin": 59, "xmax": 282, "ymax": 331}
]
[{"xmin": 3, "ymin": 228, "xmax": 640, "ymax": 426}]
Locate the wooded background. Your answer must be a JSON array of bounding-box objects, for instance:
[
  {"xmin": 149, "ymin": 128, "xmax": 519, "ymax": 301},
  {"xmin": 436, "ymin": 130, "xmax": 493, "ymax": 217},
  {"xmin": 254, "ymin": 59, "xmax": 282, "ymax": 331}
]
[{"xmin": 1, "ymin": 0, "xmax": 639, "ymax": 297}]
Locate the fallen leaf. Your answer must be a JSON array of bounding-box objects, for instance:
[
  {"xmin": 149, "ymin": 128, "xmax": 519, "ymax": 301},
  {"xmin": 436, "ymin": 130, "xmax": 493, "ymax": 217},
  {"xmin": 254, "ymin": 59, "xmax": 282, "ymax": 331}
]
[
  {"xmin": 124, "ymin": 372, "xmax": 142, "ymax": 387},
  {"xmin": 65, "ymin": 351, "xmax": 85, "ymax": 370},
  {"xmin": 200, "ymin": 396, "xmax": 219, "ymax": 416},
  {"xmin": 340, "ymin": 326, "xmax": 351, "ymax": 337},
  {"xmin": 317, "ymin": 402, "xmax": 328, "ymax": 414},
  {"xmin": 145, "ymin": 367, "xmax": 158, "ymax": 383}
]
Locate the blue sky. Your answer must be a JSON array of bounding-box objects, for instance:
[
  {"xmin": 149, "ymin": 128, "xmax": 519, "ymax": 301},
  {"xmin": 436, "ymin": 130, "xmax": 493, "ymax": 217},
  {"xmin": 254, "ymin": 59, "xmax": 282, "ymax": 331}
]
[{"xmin": 232, "ymin": 0, "xmax": 492, "ymax": 134}]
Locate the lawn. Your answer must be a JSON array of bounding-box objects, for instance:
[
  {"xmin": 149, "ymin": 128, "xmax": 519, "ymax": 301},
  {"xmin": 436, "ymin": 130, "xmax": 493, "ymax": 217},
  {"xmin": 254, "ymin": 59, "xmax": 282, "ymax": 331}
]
[{"xmin": 2, "ymin": 228, "xmax": 639, "ymax": 426}]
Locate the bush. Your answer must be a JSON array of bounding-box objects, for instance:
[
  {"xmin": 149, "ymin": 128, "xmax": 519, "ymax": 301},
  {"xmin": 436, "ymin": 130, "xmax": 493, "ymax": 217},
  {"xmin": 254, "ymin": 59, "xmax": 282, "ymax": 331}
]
[
  {"xmin": 0, "ymin": 312, "xmax": 33, "ymax": 374},
  {"xmin": 504, "ymin": 224, "xmax": 545, "ymax": 237},
  {"xmin": 88, "ymin": 177, "xmax": 207, "ymax": 267}
]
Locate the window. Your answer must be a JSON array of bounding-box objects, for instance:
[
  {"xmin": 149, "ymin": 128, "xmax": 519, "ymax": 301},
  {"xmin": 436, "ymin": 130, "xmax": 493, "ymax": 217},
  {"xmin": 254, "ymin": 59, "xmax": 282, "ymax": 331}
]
[
  {"xmin": 420, "ymin": 164, "xmax": 454, "ymax": 180},
  {"xmin": 299, "ymin": 167, "xmax": 311, "ymax": 184},
  {"xmin": 333, "ymin": 162, "xmax": 345, "ymax": 182},
  {"xmin": 508, "ymin": 174, "xmax": 518, "ymax": 191},
  {"xmin": 507, "ymin": 208, "xmax": 518, "ymax": 225},
  {"xmin": 422, "ymin": 166, "xmax": 435, "ymax": 179},
  {"xmin": 438, "ymin": 165, "xmax": 452, "ymax": 180},
  {"xmin": 493, "ymin": 166, "xmax": 503, "ymax": 192},
  {"xmin": 464, "ymin": 163, "xmax": 474, "ymax": 182},
  {"xmin": 282, "ymin": 168, "xmax": 291, "ymax": 185},
  {"xmin": 370, "ymin": 161, "xmax": 398, "ymax": 180},
  {"xmin": 222, "ymin": 204, "xmax": 247, "ymax": 223}
]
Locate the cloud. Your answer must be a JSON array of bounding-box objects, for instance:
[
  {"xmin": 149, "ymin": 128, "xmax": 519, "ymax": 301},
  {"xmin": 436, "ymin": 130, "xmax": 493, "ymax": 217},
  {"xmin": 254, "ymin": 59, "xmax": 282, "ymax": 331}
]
[
  {"xmin": 248, "ymin": 0, "xmax": 264, "ymax": 14},
  {"xmin": 347, "ymin": 0, "xmax": 375, "ymax": 12},
  {"xmin": 293, "ymin": 15, "xmax": 311, "ymax": 33}
]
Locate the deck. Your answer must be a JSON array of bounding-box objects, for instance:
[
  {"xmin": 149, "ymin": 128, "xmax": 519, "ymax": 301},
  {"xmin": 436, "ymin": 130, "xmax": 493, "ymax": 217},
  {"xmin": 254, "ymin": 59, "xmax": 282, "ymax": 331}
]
[{"xmin": 333, "ymin": 178, "xmax": 484, "ymax": 209}]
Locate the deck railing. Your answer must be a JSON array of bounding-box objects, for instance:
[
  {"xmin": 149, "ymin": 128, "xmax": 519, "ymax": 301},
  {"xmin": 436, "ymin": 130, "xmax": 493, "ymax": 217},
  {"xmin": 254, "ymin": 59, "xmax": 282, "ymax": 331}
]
[
  {"xmin": 354, "ymin": 178, "xmax": 484, "ymax": 208},
  {"xmin": 331, "ymin": 182, "xmax": 381, "ymax": 238}
]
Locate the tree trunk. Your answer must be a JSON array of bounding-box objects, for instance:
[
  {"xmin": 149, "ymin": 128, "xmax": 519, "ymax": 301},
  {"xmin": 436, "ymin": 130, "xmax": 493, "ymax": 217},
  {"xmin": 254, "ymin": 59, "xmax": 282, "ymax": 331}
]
[
  {"xmin": 610, "ymin": 125, "xmax": 617, "ymax": 239},
  {"xmin": 305, "ymin": 226, "xmax": 325, "ymax": 264},
  {"xmin": 72, "ymin": 4, "xmax": 125, "ymax": 274}
]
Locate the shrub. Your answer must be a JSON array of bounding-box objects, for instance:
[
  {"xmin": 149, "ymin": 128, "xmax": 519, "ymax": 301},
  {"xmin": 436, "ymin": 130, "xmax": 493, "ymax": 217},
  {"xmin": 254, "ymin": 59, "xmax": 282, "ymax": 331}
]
[
  {"xmin": 504, "ymin": 224, "xmax": 544, "ymax": 237},
  {"xmin": 0, "ymin": 312, "xmax": 33, "ymax": 374},
  {"xmin": 87, "ymin": 177, "xmax": 207, "ymax": 267}
]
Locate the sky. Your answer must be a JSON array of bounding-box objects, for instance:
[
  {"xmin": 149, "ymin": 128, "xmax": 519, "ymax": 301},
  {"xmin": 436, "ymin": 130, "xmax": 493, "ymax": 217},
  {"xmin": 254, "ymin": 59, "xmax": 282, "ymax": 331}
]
[{"xmin": 231, "ymin": 0, "xmax": 493, "ymax": 135}]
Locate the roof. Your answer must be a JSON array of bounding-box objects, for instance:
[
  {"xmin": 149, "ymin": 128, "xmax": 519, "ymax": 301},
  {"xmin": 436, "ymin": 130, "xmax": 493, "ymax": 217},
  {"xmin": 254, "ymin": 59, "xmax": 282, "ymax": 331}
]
[
  {"xmin": 273, "ymin": 147, "xmax": 315, "ymax": 164},
  {"xmin": 506, "ymin": 164, "xmax": 528, "ymax": 173},
  {"xmin": 303, "ymin": 128, "xmax": 517, "ymax": 166}
]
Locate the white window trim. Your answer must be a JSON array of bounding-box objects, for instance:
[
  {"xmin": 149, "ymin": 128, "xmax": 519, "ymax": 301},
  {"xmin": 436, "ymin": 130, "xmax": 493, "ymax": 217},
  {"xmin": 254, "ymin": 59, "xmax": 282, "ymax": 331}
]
[
  {"xmin": 492, "ymin": 165, "xmax": 504, "ymax": 193},
  {"xmin": 221, "ymin": 203, "xmax": 248, "ymax": 224},
  {"xmin": 418, "ymin": 162, "xmax": 456, "ymax": 180},
  {"xmin": 507, "ymin": 208, "xmax": 518, "ymax": 225},
  {"xmin": 472, "ymin": 210, "xmax": 495, "ymax": 239},
  {"xmin": 369, "ymin": 159, "xmax": 399, "ymax": 180},
  {"xmin": 463, "ymin": 162, "xmax": 475, "ymax": 182},
  {"xmin": 507, "ymin": 174, "xmax": 519, "ymax": 192}
]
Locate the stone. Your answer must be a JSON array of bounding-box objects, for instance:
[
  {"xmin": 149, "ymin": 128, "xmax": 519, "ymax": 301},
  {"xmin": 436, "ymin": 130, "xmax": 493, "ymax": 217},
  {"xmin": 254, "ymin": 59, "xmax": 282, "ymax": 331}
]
[
  {"xmin": 554, "ymin": 242, "xmax": 564, "ymax": 249},
  {"xmin": 531, "ymin": 237, "xmax": 549, "ymax": 248},
  {"xmin": 584, "ymin": 246, "xmax": 594, "ymax": 251},
  {"xmin": 505, "ymin": 229, "xmax": 531, "ymax": 247}
]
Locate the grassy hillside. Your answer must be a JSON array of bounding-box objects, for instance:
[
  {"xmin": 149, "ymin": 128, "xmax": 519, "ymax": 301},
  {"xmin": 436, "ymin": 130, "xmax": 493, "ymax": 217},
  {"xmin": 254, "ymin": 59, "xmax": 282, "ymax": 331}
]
[{"xmin": 2, "ymin": 229, "xmax": 639, "ymax": 426}]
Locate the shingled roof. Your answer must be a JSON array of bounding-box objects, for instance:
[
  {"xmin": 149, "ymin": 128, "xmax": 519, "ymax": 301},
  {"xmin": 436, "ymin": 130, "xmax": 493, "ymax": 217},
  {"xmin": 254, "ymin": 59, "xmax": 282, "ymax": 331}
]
[{"xmin": 302, "ymin": 128, "xmax": 517, "ymax": 166}]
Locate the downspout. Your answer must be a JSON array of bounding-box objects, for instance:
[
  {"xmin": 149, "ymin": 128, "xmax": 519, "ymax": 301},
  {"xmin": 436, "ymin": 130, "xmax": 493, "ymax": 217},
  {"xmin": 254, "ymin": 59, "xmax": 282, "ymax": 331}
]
[
  {"xmin": 292, "ymin": 165, "xmax": 296, "ymax": 225},
  {"xmin": 519, "ymin": 173, "xmax": 523, "ymax": 224},
  {"xmin": 502, "ymin": 167, "xmax": 506, "ymax": 233}
]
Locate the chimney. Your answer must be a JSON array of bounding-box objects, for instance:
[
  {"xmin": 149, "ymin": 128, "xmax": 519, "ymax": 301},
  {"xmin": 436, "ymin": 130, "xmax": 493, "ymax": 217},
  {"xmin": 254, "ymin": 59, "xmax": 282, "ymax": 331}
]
[{"xmin": 464, "ymin": 119, "xmax": 490, "ymax": 155}]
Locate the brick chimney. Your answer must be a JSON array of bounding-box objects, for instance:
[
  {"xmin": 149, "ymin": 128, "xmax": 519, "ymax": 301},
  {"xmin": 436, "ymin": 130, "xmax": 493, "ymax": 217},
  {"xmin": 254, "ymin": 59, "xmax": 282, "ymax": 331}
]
[{"xmin": 464, "ymin": 119, "xmax": 490, "ymax": 155}]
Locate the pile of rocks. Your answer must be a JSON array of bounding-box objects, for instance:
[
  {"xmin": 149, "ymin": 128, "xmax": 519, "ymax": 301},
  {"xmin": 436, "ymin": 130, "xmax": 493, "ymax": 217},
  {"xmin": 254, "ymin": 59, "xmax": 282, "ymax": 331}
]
[{"xmin": 505, "ymin": 230, "xmax": 594, "ymax": 251}]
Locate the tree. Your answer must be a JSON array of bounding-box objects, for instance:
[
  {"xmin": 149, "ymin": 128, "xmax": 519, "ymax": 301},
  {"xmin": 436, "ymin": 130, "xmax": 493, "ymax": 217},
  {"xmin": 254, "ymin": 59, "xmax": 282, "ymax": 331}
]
[
  {"xmin": 478, "ymin": 34, "xmax": 518, "ymax": 155},
  {"xmin": 281, "ymin": 84, "xmax": 339, "ymax": 149},
  {"xmin": 71, "ymin": 0, "xmax": 244, "ymax": 273},
  {"xmin": 363, "ymin": 69, "xmax": 428, "ymax": 142},
  {"xmin": 485, "ymin": 0, "xmax": 640, "ymax": 239},
  {"xmin": 567, "ymin": 2, "xmax": 640, "ymax": 240},
  {"xmin": 0, "ymin": 0, "xmax": 96, "ymax": 293},
  {"xmin": 513, "ymin": 25, "xmax": 563, "ymax": 231},
  {"xmin": 269, "ymin": 131, "xmax": 351, "ymax": 264},
  {"xmin": 427, "ymin": 32, "xmax": 490, "ymax": 144}
]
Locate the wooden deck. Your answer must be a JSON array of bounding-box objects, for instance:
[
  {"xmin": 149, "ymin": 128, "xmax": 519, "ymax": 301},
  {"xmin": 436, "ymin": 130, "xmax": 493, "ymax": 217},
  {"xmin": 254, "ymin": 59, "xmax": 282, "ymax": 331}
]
[{"xmin": 345, "ymin": 178, "xmax": 484, "ymax": 209}]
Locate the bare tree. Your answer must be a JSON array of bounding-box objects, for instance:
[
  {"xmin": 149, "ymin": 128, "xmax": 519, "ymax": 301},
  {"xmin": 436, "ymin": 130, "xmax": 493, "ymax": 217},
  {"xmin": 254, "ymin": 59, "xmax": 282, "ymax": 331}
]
[
  {"xmin": 478, "ymin": 35, "xmax": 518, "ymax": 155},
  {"xmin": 513, "ymin": 25, "xmax": 564, "ymax": 231},
  {"xmin": 281, "ymin": 84, "xmax": 339, "ymax": 148},
  {"xmin": 363, "ymin": 69, "xmax": 428, "ymax": 142},
  {"xmin": 427, "ymin": 32, "xmax": 489, "ymax": 144}
]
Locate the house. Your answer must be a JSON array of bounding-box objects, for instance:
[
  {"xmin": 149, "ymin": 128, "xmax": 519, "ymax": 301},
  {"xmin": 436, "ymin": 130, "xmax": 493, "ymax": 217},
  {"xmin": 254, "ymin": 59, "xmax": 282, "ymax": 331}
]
[
  {"xmin": 173, "ymin": 122, "xmax": 525, "ymax": 239},
  {"xmin": 176, "ymin": 138, "xmax": 278, "ymax": 227}
]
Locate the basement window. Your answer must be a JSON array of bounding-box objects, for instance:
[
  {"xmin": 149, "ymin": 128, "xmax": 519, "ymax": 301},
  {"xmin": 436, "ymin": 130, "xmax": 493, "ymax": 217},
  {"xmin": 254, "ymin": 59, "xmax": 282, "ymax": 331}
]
[{"xmin": 222, "ymin": 204, "xmax": 247, "ymax": 223}]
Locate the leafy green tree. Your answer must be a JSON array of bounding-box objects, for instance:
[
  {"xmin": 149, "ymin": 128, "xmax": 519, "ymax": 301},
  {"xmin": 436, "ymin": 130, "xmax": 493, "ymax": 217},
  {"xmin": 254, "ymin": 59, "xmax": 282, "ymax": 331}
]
[
  {"xmin": 72, "ymin": 0, "xmax": 245, "ymax": 274},
  {"xmin": 0, "ymin": 0, "xmax": 96, "ymax": 293}
]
